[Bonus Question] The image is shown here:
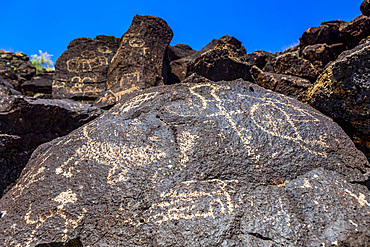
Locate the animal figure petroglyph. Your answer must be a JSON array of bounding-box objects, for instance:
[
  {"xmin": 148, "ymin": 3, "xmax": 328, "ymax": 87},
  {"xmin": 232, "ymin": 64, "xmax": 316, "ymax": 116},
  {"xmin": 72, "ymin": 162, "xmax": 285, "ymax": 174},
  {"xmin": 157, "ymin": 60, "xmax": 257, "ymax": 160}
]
[{"xmin": 145, "ymin": 179, "xmax": 239, "ymax": 225}]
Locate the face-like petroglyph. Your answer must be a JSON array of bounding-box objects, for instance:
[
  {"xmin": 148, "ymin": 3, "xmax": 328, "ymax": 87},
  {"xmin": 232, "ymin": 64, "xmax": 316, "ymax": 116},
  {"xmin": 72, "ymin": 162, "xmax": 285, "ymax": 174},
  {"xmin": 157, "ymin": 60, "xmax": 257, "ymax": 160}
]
[
  {"xmin": 116, "ymin": 71, "xmax": 140, "ymax": 88},
  {"xmin": 129, "ymin": 38, "xmax": 146, "ymax": 48},
  {"xmin": 97, "ymin": 46, "xmax": 113, "ymax": 54}
]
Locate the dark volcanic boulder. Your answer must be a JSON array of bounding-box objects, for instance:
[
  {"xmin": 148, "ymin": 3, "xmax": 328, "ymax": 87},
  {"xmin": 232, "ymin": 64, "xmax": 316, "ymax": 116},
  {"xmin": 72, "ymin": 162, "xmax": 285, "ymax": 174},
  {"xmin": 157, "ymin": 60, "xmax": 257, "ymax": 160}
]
[
  {"xmin": 300, "ymin": 43, "xmax": 346, "ymax": 73},
  {"xmin": 245, "ymin": 50, "xmax": 275, "ymax": 69},
  {"xmin": 187, "ymin": 36, "xmax": 252, "ymax": 82},
  {"xmin": 167, "ymin": 35, "xmax": 240, "ymax": 84},
  {"xmin": 0, "ymin": 51, "xmax": 36, "ymax": 91},
  {"xmin": 264, "ymin": 52, "xmax": 319, "ymax": 82},
  {"xmin": 299, "ymin": 20, "xmax": 345, "ymax": 48},
  {"xmin": 340, "ymin": 15, "xmax": 370, "ymax": 48},
  {"xmin": 52, "ymin": 35, "xmax": 120, "ymax": 102},
  {"xmin": 361, "ymin": 0, "xmax": 370, "ymax": 17},
  {"xmin": 95, "ymin": 15, "xmax": 173, "ymax": 108},
  {"xmin": 168, "ymin": 44, "xmax": 196, "ymax": 62},
  {"xmin": 0, "ymin": 96, "xmax": 102, "ymax": 198},
  {"xmin": 303, "ymin": 41, "xmax": 370, "ymax": 161},
  {"xmin": 23, "ymin": 70, "xmax": 54, "ymax": 97},
  {"xmin": 251, "ymin": 66, "xmax": 312, "ymax": 99},
  {"xmin": 0, "ymin": 80, "xmax": 368, "ymax": 246},
  {"xmin": 0, "ymin": 76, "xmax": 22, "ymax": 96}
]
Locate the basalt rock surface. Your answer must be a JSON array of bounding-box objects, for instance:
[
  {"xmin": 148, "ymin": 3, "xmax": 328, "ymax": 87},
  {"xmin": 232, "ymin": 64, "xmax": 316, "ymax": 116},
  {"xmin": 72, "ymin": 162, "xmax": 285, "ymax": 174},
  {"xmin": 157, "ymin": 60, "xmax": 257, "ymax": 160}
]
[
  {"xmin": 187, "ymin": 36, "xmax": 252, "ymax": 82},
  {"xmin": 23, "ymin": 70, "xmax": 54, "ymax": 98},
  {"xmin": 263, "ymin": 52, "xmax": 319, "ymax": 82},
  {"xmin": 0, "ymin": 96, "xmax": 102, "ymax": 198},
  {"xmin": 95, "ymin": 15, "xmax": 173, "ymax": 108},
  {"xmin": 0, "ymin": 51, "xmax": 36, "ymax": 91},
  {"xmin": 299, "ymin": 20, "xmax": 345, "ymax": 48},
  {"xmin": 361, "ymin": 0, "xmax": 370, "ymax": 16},
  {"xmin": 303, "ymin": 41, "xmax": 370, "ymax": 161},
  {"xmin": 52, "ymin": 35, "xmax": 120, "ymax": 103},
  {"xmin": 0, "ymin": 80, "xmax": 368, "ymax": 246},
  {"xmin": 245, "ymin": 50, "xmax": 275, "ymax": 69},
  {"xmin": 340, "ymin": 15, "xmax": 370, "ymax": 48},
  {"xmin": 168, "ymin": 35, "xmax": 248, "ymax": 84},
  {"xmin": 167, "ymin": 44, "xmax": 196, "ymax": 62},
  {"xmin": 0, "ymin": 76, "xmax": 22, "ymax": 96},
  {"xmin": 251, "ymin": 66, "xmax": 312, "ymax": 99}
]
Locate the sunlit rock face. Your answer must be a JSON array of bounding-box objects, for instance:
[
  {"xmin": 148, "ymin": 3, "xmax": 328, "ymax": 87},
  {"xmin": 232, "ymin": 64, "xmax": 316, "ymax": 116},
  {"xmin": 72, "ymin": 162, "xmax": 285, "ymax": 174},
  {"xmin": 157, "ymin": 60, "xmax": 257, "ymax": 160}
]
[
  {"xmin": 0, "ymin": 80, "xmax": 369, "ymax": 246},
  {"xmin": 303, "ymin": 41, "xmax": 370, "ymax": 162},
  {"xmin": 95, "ymin": 15, "xmax": 173, "ymax": 108},
  {"xmin": 52, "ymin": 35, "xmax": 120, "ymax": 103}
]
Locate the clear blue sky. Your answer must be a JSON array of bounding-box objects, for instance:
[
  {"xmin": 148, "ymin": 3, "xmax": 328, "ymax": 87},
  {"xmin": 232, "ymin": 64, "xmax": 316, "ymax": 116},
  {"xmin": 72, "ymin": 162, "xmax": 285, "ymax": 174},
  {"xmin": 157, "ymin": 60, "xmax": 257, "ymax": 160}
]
[{"xmin": 0, "ymin": 0, "xmax": 364, "ymax": 63}]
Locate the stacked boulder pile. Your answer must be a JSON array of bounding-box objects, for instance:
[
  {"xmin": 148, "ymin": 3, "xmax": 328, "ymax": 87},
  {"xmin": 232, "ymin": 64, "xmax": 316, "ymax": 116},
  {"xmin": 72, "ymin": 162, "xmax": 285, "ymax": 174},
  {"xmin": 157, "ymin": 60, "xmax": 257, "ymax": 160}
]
[{"xmin": 0, "ymin": 1, "xmax": 369, "ymax": 246}]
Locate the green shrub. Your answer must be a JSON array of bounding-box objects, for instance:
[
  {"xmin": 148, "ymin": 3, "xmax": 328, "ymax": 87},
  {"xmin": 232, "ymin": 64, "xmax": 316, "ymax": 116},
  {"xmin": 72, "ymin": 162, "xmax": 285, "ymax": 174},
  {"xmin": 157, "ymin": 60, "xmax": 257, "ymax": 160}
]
[{"xmin": 31, "ymin": 50, "xmax": 55, "ymax": 72}]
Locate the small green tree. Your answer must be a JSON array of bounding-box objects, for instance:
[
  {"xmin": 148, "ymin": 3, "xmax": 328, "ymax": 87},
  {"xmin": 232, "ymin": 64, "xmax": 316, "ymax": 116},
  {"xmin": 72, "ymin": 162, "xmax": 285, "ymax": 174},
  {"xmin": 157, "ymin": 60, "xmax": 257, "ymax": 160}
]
[{"xmin": 31, "ymin": 50, "xmax": 55, "ymax": 72}]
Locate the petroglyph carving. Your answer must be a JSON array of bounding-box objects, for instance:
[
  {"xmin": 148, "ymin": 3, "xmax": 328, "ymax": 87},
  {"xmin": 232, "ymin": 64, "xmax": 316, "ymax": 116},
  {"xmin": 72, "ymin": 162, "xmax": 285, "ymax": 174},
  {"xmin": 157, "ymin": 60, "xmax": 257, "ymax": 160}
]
[
  {"xmin": 67, "ymin": 56, "xmax": 109, "ymax": 73},
  {"xmin": 24, "ymin": 189, "xmax": 86, "ymax": 244},
  {"xmin": 117, "ymin": 71, "xmax": 140, "ymax": 87},
  {"xmin": 129, "ymin": 38, "xmax": 145, "ymax": 48},
  {"xmin": 116, "ymin": 92, "xmax": 159, "ymax": 114},
  {"xmin": 165, "ymin": 83, "xmax": 331, "ymax": 157},
  {"xmin": 97, "ymin": 46, "xmax": 113, "ymax": 54},
  {"xmin": 145, "ymin": 179, "xmax": 239, "ymax": 225},
  {"xmin": 54, "ymin": 118, "xmax": 165, "ymax": 185}
]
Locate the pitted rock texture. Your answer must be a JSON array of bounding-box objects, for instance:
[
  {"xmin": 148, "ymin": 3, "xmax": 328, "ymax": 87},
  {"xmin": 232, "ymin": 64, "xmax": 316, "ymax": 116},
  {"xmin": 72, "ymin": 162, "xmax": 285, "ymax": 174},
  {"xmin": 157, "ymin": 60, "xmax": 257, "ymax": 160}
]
[
  {"xmin": 251, "ymin": 66, "xmax": 312, "ymax": 99},
  {"xmin": 52, "ymin": 35, "xmax": 120, "ymax": 102},
  {"xmin": 299, "ymin": 20, "xmax": 345, "ymax": 48},
  {"xmin": 245, "ymin": 50, "xmax": 275, "ymax": 69},
  {"xmin": 23, "ymin": 70, "xmax": 54, "ymax": 97},
  {"xmin": 187, "ymin": 36, "xmax": 252, "ymax": 82},
  {"xmin": 340, "ymin": 15, "xmax": 370, "ymax": 48},
  {"xmin": 0, "ymin": 96, "xmax": 102, "ymax": 198},
  {"xmin": 167, "ymin": 44, "xmax": 196, "ymax": 62},
  {"xmin": 361, "ymin": 0, "xmax": 370, "ymax": 16},
  {"xmin": 263, "ymin": 52, "xmax": 319, "ymax": 82},
  {"xmin": 0, "ymin": 80, "xmax": 368, "ymax": 246},
  {"xmin": 0, "ymin": 75, "xmax": 22, "ymax": 96},
  {"xmin": 0, "ymin": 51, "xmax": 36, "ymax": 91},
  {"xmin": 95, "ymin": 15, "xmax": 173, "ymax": 108},
  {"xmin": 168, "ymin": 35, "xmax": 247, "ymax": 84},
  {"xmin": 303, "ymin": 41, "xmax": 370, "ymax": 161}
]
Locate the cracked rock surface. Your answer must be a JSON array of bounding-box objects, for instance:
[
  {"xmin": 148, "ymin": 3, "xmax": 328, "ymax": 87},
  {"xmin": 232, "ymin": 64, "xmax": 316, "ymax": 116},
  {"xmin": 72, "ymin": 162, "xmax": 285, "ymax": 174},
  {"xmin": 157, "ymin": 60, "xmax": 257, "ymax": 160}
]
[{"xmin": 0, "ymin": 80, "xmax": 369, "ymax": 246}]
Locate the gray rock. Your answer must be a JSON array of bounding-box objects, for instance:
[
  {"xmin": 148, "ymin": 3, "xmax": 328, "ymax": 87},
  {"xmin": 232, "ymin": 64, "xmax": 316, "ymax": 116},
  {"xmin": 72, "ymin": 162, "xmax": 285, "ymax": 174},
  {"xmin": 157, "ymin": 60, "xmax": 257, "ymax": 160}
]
[{"xmin": 0, "ymin": 81, "xmax": 368, "ymax": 246}]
